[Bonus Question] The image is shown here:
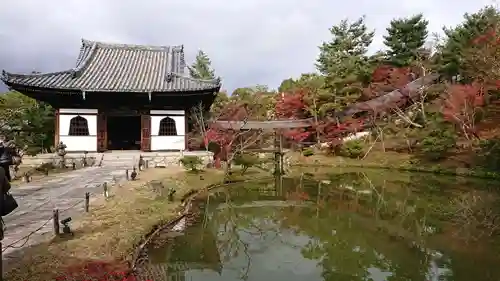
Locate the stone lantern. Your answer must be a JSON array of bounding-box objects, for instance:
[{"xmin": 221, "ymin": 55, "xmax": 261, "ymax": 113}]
[{"xmin": 56, "ymin": 141, "xmax": 67, "ymax": 168}]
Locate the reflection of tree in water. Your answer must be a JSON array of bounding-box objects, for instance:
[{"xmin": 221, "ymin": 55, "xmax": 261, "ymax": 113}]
[
  {"xmin": 140, "ymin": 171, "xmax": 500, "ymax": 281},
  {"xmin": 209, "ymin": 172, "xmax": 500, "ymax": 281},
  {"xmin": 288, "ymin": 171, "xmax": 500, "ymax": 281},
  {"xmin": 210, "ymin": 191, "xmax": 304, "ymax": 280},
  {"xmin": 209, "ymin": 181, "xmax": 420, "ymax": 280}
]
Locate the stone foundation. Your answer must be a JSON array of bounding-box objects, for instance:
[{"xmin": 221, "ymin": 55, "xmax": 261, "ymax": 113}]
[{"xmin": 20, "ymin": 151, "xmax": 213, "ymax": 168}]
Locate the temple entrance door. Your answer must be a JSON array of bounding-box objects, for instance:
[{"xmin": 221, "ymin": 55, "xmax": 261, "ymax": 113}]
[
  {"xmin": 107, "ymin": 115, "xmax": 142, "ymax": 150},
  {"xmin": 97, "ymin": 111, "xmax": 107, "ymax": 152},
  {"xmin": 141, "ymin": 114, "xmax": 151, "ymax": 152}
]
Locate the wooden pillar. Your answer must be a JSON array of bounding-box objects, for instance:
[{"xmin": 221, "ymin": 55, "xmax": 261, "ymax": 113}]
[
  {"xmin": 184, "ymin": 111, "xmax": 189, "ymax": 151},
  {"xmin": 54, "ymin": 109, "xmax": 60, "ymax": 145},
  {"xmin": 97, "ymin": 110, "xmax": 107, "ymax": 152},
  {"xmin": 274, "ymin": 130, "xmax": 283, "ymax": 175},
  {"xmin": 141, "ymin": 113, "xmax": 151, "ymax": 152},
  {"xmin": 279, "ymin": 132, "xmax": 284, "ymax": 173}
]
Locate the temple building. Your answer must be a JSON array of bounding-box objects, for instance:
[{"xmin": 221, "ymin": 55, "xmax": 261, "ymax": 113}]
[{"xmin": 1, "ymin": 39, "xmax": 221, "ymax": 152}]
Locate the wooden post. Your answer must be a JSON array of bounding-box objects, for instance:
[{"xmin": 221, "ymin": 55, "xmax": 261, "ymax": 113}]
[
  {"xmin": 140, "ymin": 113, "xmax": 151, "ymax": 152},
  {"xmin": 85, "ymin": 192, "xmax": 90, "ymax": 212},
  {"xmin": 103, "ymin": 182, "xmax": 109, "ymax": 198},
  {"xmin": 53, "ymin": 209, "xmax": 60, "ymax": 236},
  {"xmin": 273, "ymin": 130, "xmax": 284, "ymax": 175},
  {"xmin": 274, "ymin": 131, "xmax": 280, "ymax": 175},
  {"xmin": 279, "ymin": 132, "xmax": 284, "ymax": 174},
  {"xmin": 274, "ymin": 174, "xmax": 283, "ymax": 196},
  {"xmin": 54, "ymin": 109, "xmax": 60, "ymax": 146},
  {"xmin": 97, "ymin": 110, "xmax": 108, "ymax": 152}
]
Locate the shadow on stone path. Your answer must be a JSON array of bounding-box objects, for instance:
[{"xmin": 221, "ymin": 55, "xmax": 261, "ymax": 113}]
[{"xmin": 2, "ymin": 163, "xmax": 131, "ymax": 258}]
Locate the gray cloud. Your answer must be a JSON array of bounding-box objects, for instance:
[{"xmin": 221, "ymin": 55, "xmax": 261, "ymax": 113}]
[{"xmin": 0, "ymin": 0, "xmax": 495, "ymax": 92}]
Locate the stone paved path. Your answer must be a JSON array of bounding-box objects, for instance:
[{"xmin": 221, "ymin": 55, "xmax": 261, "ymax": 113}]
[{"xmin": 1, "ymin": 162, "xmax": 131, "ymax": 258}]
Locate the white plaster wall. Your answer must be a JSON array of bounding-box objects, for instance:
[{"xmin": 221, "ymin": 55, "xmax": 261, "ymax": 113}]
[
  {"xmin": 59, "ymin": 108, "xmax": 97, "ymax": 152},
  {"xmin": 151, "ymin": 136, "xmax": 185, "ymax": 150},
  {"xmin": 59, "ymin": 136, "xmax": 97, "ymax": 152},
  {"xmin": 150, "ymin": 110, "xmax": 184, "ymax": 115},
  {"xmin": 150, "ymin": 110, "xmax": 186, "ymax": 151},
  {"xmin": 59, "ymin": 108, "xmax": 98, "ymax": 114}
]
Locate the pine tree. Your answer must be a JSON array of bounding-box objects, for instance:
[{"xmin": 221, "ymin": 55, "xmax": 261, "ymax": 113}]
[
  {"xmin": 189, "ymin": 50, "xmax": 216, "ymax": 80},
  {"xmin": 316, "ymin": 16, "xmax": 374, "ymax": 112},
  {"xmin": 316, "ymin": 17, "xmax": 374, "ymax": 76},
  {"xmin": 383, "ymin": 14, "xmax": 429, "ymax": 67},
  {"xmin": 437, "ymin": 6, "xmax": 500, "ymax": 80}
]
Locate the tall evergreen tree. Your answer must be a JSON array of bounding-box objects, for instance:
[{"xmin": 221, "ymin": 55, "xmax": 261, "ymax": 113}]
[
  {"xmin": 436, "ymin": 6, "xmax": 500, "ymax": 80},
  {"xmin": 316, "ymin": 17, "xmax": 374, "ymax": 76},
  {"xmin": 316, "ymin": 16, "xmax": 374, "ymax": 112},
  {"xmin": 189, "ymin": 50, "xmax": 216, "ymax": 79},
  {"xmin": 383, "ymin": 14, "xmax": 429, "ymax": 67}
]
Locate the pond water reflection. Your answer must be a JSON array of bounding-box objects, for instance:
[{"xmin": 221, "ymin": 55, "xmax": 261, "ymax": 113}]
[{"xmin": 140, "ymin": 169, "xmax": 500, "ymax": 281}]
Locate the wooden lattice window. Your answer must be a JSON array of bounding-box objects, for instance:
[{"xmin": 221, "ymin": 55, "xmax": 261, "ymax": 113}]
[
  {"xmin": 68, "ymin": 116, "xmax": 89, "ymax": 136},
  {"xmin": 158, "ymin": 117, "xmax": 177, "ymax": 136}
]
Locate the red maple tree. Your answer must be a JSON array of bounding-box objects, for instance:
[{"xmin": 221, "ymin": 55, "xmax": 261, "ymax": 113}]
[
  {"xmin": 442, "ymin": 83, "xmax": 485, "ymax": 139},
  {"xmin": 362, "ymin": 65, "xmax": 413, "ymax": 100},
  {"xmin": 274, "ymin": 90, "xmax": 308, "ymax": 119},
  {"xmin": 205, "ymin": 101, "xmax": 266, "ymax": 168},
  {"xmin": 440, "ymin": 28, "xmax": 500, "ymax": 139},
  {"xmin": 274, "ymin": 90, "xmax": 315, "ymax": 143},
  {"xmin": 465, "ymin": 27, "xmax": 500, "ymax": 88}
]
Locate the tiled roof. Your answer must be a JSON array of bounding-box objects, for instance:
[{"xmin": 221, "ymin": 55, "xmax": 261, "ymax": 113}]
[{"xmin": 1, "ymin": 39, "xmax": 221, "ymax": 92}]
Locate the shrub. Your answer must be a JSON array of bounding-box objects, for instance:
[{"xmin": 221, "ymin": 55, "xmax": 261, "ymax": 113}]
[
  {"xmin": 338, "ymin": 140, "xmax": 365, "ymax": 159},
  {"xmin": 302, "ymin": 148, "xmax": 314, "ymax": 157},
  {"xmin": 179, "ymin": 156, "xmax": 203, "ymax": 172},
  {"xmin": 420, "ymin": 127, "xmax": 456, "ymax": 161},
  {"xmin": 476, "ymin": 138, "xmax": 500, "ymax": 171},
  {"xmin": 232, "ymin": 153, "xmax": 259, "ymax": 174}
]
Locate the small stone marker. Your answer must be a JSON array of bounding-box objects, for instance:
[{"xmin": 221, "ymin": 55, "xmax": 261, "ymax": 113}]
[
  {"xmin": 85, "ymin": 192, "xmax": 90, "ymax": 212},
  {"xmin": 53, "ymin": 209, "xmax": 60, "ymax": 235},
  {"xmin": 103, "ymin": 182, "xmax": 109, "ymax": 198}
]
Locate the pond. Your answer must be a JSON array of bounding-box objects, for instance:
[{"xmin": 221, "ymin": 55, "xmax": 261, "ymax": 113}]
[{"xmin": 139, "ymin": 169, "xmax": 500, "ymax": 281}]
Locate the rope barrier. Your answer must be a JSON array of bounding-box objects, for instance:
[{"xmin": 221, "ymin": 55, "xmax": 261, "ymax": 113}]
[
  {"xmin": 1, "ymin": 197, "xmax": 87, "ymax": 252},
  {"xmin": 1, "ymin": 163, "xmax": 141, "ymax": 254}
]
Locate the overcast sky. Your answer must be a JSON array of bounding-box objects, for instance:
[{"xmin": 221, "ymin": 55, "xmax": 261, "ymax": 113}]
[{"xmin": 0, "ymin": 0, "xmax": 496, "ymax": 93}]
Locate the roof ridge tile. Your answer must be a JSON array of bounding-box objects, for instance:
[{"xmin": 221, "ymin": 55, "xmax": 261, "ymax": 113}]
[
  {"xmin": 82, "ymin": 38, "xmax": 181, "ymax": 51},
  {"xmin": 1, "ymin": 39, "xmax": 222, "ymax": 93}
]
